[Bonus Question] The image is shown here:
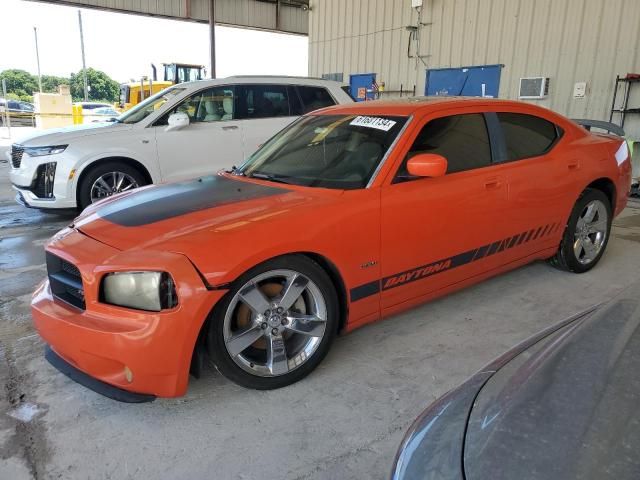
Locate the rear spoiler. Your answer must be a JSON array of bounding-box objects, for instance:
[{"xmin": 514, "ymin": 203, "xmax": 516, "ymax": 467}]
[{"xmin": 572, "ymin": 119, "xmax": 625, "ymax": 137}]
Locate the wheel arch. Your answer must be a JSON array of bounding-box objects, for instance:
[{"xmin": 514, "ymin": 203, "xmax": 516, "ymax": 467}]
[
  {"xmin": 189, "ymin": 251, "xmax": 350, "ymax": 378},
  {"xmin": 75, "ymin": 156, "xmax": 154, "ymax": 206},
  {"xmin": 584, "ymin": 177, "xmax": 616, "ymax": 211}
]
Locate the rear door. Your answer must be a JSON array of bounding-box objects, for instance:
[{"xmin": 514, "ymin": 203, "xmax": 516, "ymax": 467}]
[
  {"xmin": 380, "ymin": 111, "xmax": 513, "ymax": 309},
  {"xmin": 488, "ymin": 111, "xmax": 574, "ymax": 254},
  {"xmin": 154, "ymin": 85, "xmax": 243, "ymax": 181},
  {"xmin": 235, "ymin": 84, "xmax": 298, "ymax": 159}
]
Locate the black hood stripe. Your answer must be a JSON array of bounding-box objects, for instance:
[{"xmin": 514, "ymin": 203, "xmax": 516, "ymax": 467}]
[{"xmin": 97, "ymin": 175, "xmax": 288, "ymax": 227}]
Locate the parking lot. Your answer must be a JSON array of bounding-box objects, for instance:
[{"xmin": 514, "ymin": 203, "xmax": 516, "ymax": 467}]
[{"xmin": 1, "ymin": 154, "xmax": 640, "ymax": 479}]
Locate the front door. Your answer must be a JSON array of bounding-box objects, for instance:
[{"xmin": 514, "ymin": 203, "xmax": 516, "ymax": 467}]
[
  {"xmin": 380, "ymin": 112, "xmax": 512, "ymax": 310},
  {"xmin": 154, "ymin": 85, "xmax": 244, "ymax": 182}
]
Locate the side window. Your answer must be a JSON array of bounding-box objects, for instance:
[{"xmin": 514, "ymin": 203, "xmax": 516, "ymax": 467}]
[
  {"xmin": 498, "ymin": 113, "xmax": 559, "ymax": 161},
  {"xmin": 398, "ymin": 113, "xmax": 492, "ymax": 179},
  {"xmin": 296, "ymin": 86, "xmax": 336, "ymax": 113},
  {"xmin": 236, "ymin": 85, "xmax": 290, "ymax": 119},
  {"xmin": 156, "ymin": 86, "xmax": 235, "ymax": 125}
]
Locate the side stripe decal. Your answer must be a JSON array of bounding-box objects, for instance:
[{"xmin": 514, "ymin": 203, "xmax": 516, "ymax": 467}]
[{"xmin": 350, "ymin": 223, "xmax": 558, "ymax": 302}]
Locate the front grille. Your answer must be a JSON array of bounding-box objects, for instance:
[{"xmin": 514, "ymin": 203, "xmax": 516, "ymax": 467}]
[
  {"xmin": 11, "ymin": 144, "xmax": 24, "ymax": 168},
  {"xmin": 46, "ymin": 252, "xmax": 85, "ymax": 310},
  {"xmin": 31, "ymin": 162, "xmax": 56, "ymax": 198}
]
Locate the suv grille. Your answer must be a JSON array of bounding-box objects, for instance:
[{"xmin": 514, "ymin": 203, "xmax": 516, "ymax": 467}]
[
  {"xmin": 11, "ymin": 145, "xmax": 24, "ymax": 168},
  {"xmin": 46, "ymin": 252, "xmax": 85, "ymax": 310}
]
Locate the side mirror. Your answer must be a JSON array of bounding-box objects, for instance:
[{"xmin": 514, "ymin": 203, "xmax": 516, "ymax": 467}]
[
  {"xmin": 406, "ymin": 153, "xmax": 448, "ymax": 178},
  {"xmin": 166, "ymin": 112, "xmax": 190, "ymax": 132}
]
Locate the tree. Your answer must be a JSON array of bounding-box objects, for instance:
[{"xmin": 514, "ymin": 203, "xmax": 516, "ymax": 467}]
[
  {"xmin": 70, "ymin": 68, "xmax": 119, "ymax": 102},
  {"xmin": 41, "ymin": 75, "xmax": 70, "ymax": 94},
  {"xmin": 0, "ymin": 69, "xmax": 38, "ymax": 99}
]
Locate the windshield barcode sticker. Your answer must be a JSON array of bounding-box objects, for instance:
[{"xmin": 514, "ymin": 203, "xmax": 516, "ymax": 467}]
[{"xmin": 350, "ymin": 116, "xmax": 396, "ymax": 131}]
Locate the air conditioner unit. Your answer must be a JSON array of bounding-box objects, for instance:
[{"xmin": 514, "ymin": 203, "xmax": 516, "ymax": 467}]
[{"xmin": 519, "ymin": 77, "xmax": 550, "ymax": 99}]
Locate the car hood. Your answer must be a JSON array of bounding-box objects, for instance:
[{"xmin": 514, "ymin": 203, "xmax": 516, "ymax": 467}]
[
  {"xmin": 16, "ymin": 122, "xmax": 131, "ymax": 146},
  {"xmin": 463, "ymin": 286, "xmax": 640, "ymax": 480},
  {"xmin": 73, "ymin": 174, "xmax": 346, "ymax": 282}
]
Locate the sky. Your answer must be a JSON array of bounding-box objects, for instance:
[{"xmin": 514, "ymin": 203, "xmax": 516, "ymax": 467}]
[{"xmin": 1, "ymin": 0, "xmax": 309, "ymax": 83}]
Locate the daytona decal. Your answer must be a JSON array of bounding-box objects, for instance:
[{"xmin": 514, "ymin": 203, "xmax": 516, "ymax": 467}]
[{"xmin": 350, "ymin": 223, "xmax": 560, "ymax": 301}]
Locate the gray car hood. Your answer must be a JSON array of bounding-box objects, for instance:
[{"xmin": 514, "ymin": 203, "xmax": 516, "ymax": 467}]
[
  {"xmin": 464, "ymin": 288, "xmax": 640, "ymax": 480},
  {"xmin": 16, "ymin": 122, "xmax": 132, "ymax": 146}
]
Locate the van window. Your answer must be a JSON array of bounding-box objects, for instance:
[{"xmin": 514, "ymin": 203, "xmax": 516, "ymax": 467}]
[
  {"xmin": 236, "ymin": 85, "xmax": 291, "ymax": 119},
  {"xmin": 296, "ymin": 86, "xmax": 336, "ymax": 114}
]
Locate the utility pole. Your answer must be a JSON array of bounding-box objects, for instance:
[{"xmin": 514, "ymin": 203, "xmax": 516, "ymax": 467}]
[
  {"xmin": 78, "ymin": 10, "xmax": 89, "ymax": 101},
  {"xmin": 208, "ymin": 0, "xmax": 216, "ymax": 79},
  {"xmin": 33, "ymin": 27, "xmax": 42, "ymax": 92}
]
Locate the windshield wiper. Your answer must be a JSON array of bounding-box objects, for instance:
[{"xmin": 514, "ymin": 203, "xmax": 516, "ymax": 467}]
[{"xmin": 248, "ymin": 172, "xmax": 295, "ymax": 185}]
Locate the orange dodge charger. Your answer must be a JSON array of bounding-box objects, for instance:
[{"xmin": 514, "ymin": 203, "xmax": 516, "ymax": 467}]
[{"xmin": 32, "ymin": 98, "xmax": 632, "ymax": 401}]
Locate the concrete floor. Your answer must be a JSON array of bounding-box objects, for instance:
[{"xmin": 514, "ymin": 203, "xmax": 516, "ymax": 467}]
[{"xmin": 1, "ymin": 156, "xmax": 640, "ymax": 480}]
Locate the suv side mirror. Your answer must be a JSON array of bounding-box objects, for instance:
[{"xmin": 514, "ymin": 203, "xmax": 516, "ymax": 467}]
[
  {"xmin": 166, "ymin": 112, "xmax": 190, "ymax": 132},
  {"xmin": 406, "ymin": 153, "xmax": 448, "ymax": 178}
]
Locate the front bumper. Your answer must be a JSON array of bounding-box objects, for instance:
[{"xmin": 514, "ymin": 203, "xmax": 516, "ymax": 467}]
[
  {"xmin": 31, "ymin": 229, "xmax": 226, "ymax": 398},
  {"xmin": 45, "ymin": 346, "xmax": 156, "ymax": 403},
  {"xmin": 10, "ymin": 150, "xmax": 78, "ymax": 209}
]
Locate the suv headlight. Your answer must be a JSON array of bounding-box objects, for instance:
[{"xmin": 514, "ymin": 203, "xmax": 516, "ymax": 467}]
[
  {"xmin": 101, "ymin": 271, "xmax": 178, "ymax": 312},
  {"xmin": 24, "ymin": 145, "xmax": 68, "ymax": 157}
]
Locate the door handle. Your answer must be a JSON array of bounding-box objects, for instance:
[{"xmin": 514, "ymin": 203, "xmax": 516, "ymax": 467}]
[
  {"xmin": 567, "ymin": 161, "xmax": 580, "ymax": 171},
  {"xmin": 484, "ymin": 178, "xmax": 502, "ymax": 190},
  {"xmin": 222, "ymin": 125, "xmax": 238, "ymax": 131}
]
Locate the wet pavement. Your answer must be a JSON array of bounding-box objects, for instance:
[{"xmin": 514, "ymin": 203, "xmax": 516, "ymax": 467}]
[{"xmin": 1, "ymin": 156, "xmax": 640, "ymax": 479}]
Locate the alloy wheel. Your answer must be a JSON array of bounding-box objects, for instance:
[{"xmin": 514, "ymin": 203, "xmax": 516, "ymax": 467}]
[
  {"xmin": 223, "ymin": 269, "xmax": 328, "ymax": 377},
  {"xmin": 573, "ymin": 199, "xmax": 608, "ymax": 265},
  {"xmin": 90, "ymin": 171, "xmax": 139, "ymax": 203}
]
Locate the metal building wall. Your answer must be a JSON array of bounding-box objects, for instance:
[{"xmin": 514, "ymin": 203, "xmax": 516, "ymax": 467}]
[
  {"xmin": 309, "ymin": 0, "xmax": 640, "ymax": 137},
  {"xmin": 25, "ymin": 0, "xmax": 309, "ymax": 35}
]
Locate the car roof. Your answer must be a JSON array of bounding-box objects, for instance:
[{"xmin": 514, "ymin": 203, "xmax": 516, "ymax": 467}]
[
  {"xmin": 314, "ymin": 96, "xmax": 548, "ymax": 116},
  {"xmin": 176, "ymin": 75, "xmax": 349, "ymax": 89}
]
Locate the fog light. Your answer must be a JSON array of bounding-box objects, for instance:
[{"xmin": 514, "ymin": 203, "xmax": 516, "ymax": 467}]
[{"xmin": 124, "ymin": 366, "xmax": 133, "ymax": 383}]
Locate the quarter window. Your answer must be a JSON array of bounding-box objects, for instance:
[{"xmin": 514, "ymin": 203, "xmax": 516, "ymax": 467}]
[
  {"xmin": 498, "ymin": 113, "xmax": 559, "ymax": 160},
  {"xmin": 399, "ymin": 113, "xmax": 492, "ymax": 178},
  {"xmin": 236, "ymin": 85, "xmax": 291, "ymax": 119}
]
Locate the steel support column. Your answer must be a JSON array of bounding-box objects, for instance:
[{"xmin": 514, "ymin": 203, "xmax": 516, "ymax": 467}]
[{"xmin": 209, "ymin": 0, "xmax": 216, "ymax": 79}]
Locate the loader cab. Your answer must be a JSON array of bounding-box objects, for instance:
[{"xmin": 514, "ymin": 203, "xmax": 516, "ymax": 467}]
[{"xmin": 163, "ymin": 63, "xmax": 206, "ymax": 84}]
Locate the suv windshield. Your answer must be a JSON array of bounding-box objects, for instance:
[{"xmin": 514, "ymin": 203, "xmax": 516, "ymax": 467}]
[
  {"xmin": 239, "ymin": 114, "xmax": 407, "ymax": 189},
  {"xmin": 117, "ymin": 87, "xmax": 185, "ymax": 124}
]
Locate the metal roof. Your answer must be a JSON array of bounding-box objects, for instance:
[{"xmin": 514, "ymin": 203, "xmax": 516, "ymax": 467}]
[{"xmin": 24, "ymin": 0, "xmax": 310, "ymax": 35}]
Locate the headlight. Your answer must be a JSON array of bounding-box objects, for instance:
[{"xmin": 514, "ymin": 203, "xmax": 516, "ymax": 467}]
[
  {"xmin": 24, "ymin": 145, "xmax": 68, "ymax": 157},
  {"xmin": 101, "ymin": 271, "xmax": 177, "ymax": 312}
]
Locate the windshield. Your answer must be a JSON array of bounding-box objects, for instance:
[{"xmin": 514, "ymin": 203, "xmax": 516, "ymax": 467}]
[
  {"xmin": 239, "ymin": 114, "xmax": 407, "ymax": 189},
  {"xmin": 117, "ymin": 87, "xmax": 185, "ymax": 124}
]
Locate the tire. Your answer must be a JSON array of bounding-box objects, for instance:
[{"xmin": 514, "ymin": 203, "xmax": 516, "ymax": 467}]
[
  {"xmin": 77, "ymin": 161, "xmax": 147, "ymax": 210},
  {"xmin": 548, "ymin": 188, "xmax": 612, "ymax": 273},
  {"xmin": 207, "ymin": 255, "xmax": 339, "ymax": 390}
]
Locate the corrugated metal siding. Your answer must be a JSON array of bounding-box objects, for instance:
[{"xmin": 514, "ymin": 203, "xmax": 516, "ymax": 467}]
[
  {"xmin": 309, "ymin": 0, "xmax": 640, "ymax": 137},
  {"xmin": 25, "ymin": 0, "xmax": 309, "ymax": 34}
]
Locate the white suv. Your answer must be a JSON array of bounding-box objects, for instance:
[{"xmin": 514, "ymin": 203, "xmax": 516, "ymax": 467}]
[{"xmin": 9, "ymin": 76, "xmax": 353, "ymax": 210}]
